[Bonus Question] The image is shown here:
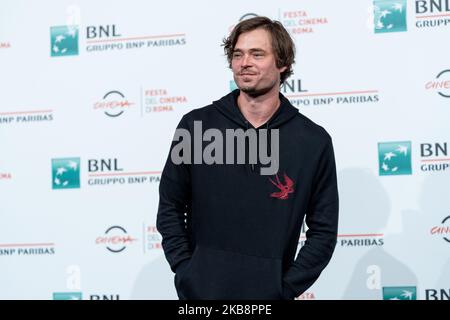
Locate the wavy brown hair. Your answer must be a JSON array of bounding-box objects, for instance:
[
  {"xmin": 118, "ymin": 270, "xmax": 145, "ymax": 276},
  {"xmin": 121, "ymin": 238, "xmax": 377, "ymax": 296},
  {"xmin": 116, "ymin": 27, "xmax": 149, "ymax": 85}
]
[{"xmin": 223, "ymin": 16, "xmax": 295, "ymax": 84}]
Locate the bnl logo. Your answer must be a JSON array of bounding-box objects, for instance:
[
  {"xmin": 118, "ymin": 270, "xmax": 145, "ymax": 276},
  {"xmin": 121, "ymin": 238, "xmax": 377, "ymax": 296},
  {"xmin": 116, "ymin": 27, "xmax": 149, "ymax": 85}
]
[
  {"xmin": 382, "ymin": 286, "xmax": 416, "ymax": 300},
  {"xmin": 50, "ymin": 25, "xmax": 79, "ymax": 57},
  {"xmin": 374, "ymin": 0, "xmax": 407, "ymax": 33},
  {"xmin": 52, "ymin": 158, "xmax": 80, "ymax": 189},
  {"xmin": 378, "ymin": 141, "xmax": 412, "ymax": 176},
  {"xmin": 53, "ymin": 292, "xmax": 82, "ymax": 300},
  {"xmin": 53, "ymin": 292, "xmax": 119, "ymax": 300}
]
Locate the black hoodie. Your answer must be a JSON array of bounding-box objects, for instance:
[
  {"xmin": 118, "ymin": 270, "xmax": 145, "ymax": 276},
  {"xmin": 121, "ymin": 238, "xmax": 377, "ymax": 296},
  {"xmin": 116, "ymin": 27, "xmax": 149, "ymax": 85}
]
[{"xmin": 157, "ymin": 89, "xmax": 339, "ymax": 300}]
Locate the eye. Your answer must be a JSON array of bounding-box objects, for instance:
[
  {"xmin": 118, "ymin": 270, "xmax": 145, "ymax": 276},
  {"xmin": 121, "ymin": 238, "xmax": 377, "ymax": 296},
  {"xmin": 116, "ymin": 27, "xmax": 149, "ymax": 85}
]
[
  {"xmin": 232, "ymin": 52, "xmax": 242, "ymax": 59},
  {"xmin": 253, "ymin": 52, "xmax": 264, "ymax": 58}
]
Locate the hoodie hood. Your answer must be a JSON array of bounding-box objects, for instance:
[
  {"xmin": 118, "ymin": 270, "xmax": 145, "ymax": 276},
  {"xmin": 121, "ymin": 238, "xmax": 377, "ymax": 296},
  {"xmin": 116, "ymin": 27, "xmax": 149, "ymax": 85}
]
[{"xmin": 213, "ymin": 89, "xmax": 298, "ymax": 129}]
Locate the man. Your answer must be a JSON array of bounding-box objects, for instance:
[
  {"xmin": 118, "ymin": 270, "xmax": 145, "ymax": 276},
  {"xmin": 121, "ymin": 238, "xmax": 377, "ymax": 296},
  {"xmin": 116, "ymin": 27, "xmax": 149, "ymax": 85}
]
[{"xmin": 157, "ymin": 16, "xmax": 339, "ymax": 300}]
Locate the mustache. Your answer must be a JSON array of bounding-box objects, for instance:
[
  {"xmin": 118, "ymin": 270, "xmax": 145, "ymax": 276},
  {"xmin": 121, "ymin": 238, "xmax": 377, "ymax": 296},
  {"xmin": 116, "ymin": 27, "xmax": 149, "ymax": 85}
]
[{"xmin": 239, "ymin": 71, "xmax": 257, "ymax": 75}]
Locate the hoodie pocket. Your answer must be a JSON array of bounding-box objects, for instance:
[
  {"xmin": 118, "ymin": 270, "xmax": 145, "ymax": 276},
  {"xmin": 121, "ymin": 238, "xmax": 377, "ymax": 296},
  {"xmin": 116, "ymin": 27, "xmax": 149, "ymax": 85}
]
[{"xmin": 175, "ymin": 245, "xmax": 283, "ymax": 300}]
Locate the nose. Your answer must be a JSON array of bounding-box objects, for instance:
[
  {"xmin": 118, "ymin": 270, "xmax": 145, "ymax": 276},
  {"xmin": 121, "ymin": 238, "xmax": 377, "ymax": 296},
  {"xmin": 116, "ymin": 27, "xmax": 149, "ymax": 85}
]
[{"xmin": 241, "ymin": 53, "xmax": 252, "ymax": 67}]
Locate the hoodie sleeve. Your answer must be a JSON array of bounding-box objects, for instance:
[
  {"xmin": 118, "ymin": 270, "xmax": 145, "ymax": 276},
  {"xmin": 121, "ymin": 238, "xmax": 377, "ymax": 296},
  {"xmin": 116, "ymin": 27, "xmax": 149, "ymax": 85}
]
[
  {"xmin": 282, "ymin": 135, "xmax": 339, "ymax": 299},
  {"xmin": 156, "ymin": 115, "xmax": 193, "ymax": 274}
]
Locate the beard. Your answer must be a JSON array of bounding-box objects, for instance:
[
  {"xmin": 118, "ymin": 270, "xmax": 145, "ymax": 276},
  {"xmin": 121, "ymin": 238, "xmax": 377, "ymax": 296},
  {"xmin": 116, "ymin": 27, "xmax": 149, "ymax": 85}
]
[{"xmin": 237, "ymin": 78, "xmax": 278, "ymax": 98}]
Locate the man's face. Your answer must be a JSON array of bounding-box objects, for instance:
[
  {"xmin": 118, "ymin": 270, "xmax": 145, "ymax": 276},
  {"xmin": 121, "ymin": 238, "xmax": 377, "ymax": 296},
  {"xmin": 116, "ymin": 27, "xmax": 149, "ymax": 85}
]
[{"xmin": 231, "ymin": 28, "xmax": 286, "ymax": 97}]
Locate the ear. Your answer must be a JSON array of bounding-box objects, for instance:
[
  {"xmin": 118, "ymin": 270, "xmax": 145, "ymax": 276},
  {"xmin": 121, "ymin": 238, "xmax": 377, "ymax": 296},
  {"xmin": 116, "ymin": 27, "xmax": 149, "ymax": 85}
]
[{"xmin": 279, "ymin": 66, "xmax": 287, "ymax": 73}]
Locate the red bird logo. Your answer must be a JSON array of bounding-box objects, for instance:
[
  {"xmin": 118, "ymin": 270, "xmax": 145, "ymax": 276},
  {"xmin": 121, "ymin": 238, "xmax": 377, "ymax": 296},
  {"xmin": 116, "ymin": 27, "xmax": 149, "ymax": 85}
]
[{"xmin": 269, "ymin": 173, "xmax": 294, "ymax": 200}]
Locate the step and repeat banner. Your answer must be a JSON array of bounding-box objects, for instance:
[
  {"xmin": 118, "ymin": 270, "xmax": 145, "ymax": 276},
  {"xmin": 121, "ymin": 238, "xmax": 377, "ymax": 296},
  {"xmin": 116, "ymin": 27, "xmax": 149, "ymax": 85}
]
[{"xmin": 1, "ymin": 0, "xmax": 449, "ymax": 300}]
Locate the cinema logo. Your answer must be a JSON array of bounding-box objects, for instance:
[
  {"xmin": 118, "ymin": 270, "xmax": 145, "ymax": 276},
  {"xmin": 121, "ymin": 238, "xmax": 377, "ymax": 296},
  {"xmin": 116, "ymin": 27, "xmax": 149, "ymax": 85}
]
[
  {"xmin": 415, "ymin": 0, "xmax": 450, "ymax": 29},
  {"xmin": 141, "ymin": 88, "xmax": 188, "ymax": 114},
  {"xmin": 144, "ymin": 225, "xmax": 162, "ymax": 252},
  {"xmin": 85, "ymin": 24, "xmax": 186, "ymax": 53},
  {"xmin": 430, "ymin": 215, "xmax": 450, "ymax": 243},
  {"xmin": 425, "ymin": 69, "xmax": 450, "ymax": 98},
  {"xmin": 228, "ymin": 13, "xmax": 259, "ymax": 33},
  {"xmin": 0, "ymin": 109, "xmax": 54, "ymax": 125},
  {"xmin": 281, "ymin": 78, "xmax": 380, "ymax": 108},
  {"xmin": 93, "ymin": 90, "xmax": 135, "ymax": 117},
  {"xmin": 0, "ymin": 242, "xmax": 55, "ymax": 257},
  {"xmin": 279, "ymin": 9, "xmax": 329, "ymax": 35},
  {"xmin": 96, "ymin": 226, "xmax": 138, "ymax": 253}
]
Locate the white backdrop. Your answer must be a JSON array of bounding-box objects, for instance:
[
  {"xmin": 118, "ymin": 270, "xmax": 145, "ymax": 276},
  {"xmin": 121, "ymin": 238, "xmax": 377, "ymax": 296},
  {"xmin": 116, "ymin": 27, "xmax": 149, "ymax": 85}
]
[{"xmin": 1, "ymin": 0, "xmax": 449, "ymax": 300}]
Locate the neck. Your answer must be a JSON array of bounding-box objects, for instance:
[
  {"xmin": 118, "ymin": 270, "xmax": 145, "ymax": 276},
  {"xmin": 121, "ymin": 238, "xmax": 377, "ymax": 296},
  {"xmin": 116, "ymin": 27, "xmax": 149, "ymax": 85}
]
[{"xmin": 237, "ymin": 86, "xmax": 281, "ymax": 128}]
